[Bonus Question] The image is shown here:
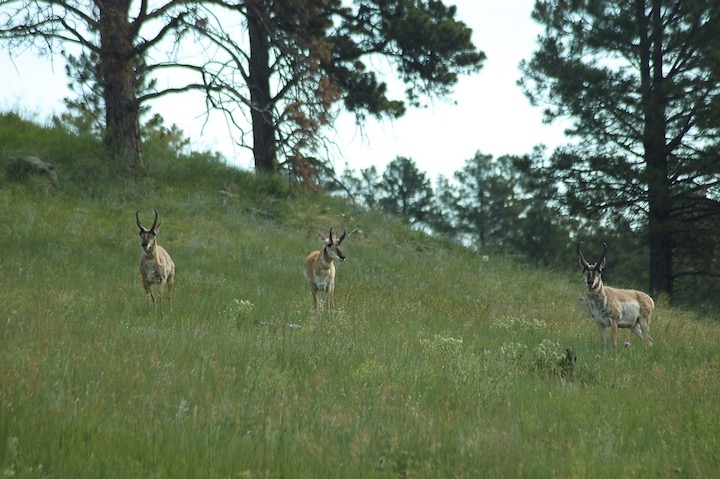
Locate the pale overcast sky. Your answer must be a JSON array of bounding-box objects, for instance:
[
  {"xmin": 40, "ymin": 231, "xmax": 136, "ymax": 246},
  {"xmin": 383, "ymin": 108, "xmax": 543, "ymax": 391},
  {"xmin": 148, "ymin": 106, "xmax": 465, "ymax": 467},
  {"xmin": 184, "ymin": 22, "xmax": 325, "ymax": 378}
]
[{"xmin": 0, "ymin": 0, "xmax": 569, "ymax": 181}]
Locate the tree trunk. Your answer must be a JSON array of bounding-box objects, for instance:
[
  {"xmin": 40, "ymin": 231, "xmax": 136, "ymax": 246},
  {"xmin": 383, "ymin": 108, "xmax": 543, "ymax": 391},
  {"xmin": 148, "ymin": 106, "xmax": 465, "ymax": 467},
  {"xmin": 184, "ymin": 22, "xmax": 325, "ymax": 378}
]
[
  {"xmin": 247, "ymin": 0, "xmax": 277, "ymax": 173},
  {"xmin": 97, "ymin": 0, "xmax": 144, "ymax": 172},
  {"xmin": 96, "ymin": 0, "xmax": 144, "ymax": 172},
  {"xmin": 639, "ymin": 0, "xmax": 673, "ymax": 297}
]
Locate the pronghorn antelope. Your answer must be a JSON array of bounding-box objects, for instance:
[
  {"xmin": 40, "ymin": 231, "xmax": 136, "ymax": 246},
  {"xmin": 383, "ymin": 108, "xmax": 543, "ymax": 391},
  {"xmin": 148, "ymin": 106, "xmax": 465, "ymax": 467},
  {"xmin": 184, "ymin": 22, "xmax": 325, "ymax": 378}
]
[
  {"xmin": 136, "ymin": 210, "xmax": 175, "ymax": 312},
  {"xmin": 577, "ymin": 243, "xmax": 654, "ymax": 351},
  {"xmin": 304, "ymin": 229, "xmax": 347, "ymax": 311}
]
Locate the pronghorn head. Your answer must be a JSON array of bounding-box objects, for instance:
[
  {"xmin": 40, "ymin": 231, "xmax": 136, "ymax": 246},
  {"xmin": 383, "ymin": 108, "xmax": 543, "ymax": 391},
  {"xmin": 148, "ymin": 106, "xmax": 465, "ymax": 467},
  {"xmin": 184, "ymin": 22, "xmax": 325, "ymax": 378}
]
[
  {"xmin": 319, "ymin": 228, "xmax": 347, "ymax": 262},
  {"xmin": 136, "ymin": 209, "xmax": 162, "ymax": 252},
  {"xmin": 577, "ymin": 242, "xmax": 607, "ymax": 290}
]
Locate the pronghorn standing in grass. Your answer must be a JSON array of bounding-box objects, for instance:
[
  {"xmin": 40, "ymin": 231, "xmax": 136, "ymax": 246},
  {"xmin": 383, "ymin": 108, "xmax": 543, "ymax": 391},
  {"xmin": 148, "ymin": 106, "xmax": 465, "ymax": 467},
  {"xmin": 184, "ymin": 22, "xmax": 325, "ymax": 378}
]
[
  {"xmin": 136, "ymin": 210, "xmax": 175, "ymax": 312},
  {"xmin": 578, "ymin": 243, "xmax": 654, "ymax": 351},
  {"xmin": 304, "ymin": 229, "xmax": 346, "ymax": 311}
]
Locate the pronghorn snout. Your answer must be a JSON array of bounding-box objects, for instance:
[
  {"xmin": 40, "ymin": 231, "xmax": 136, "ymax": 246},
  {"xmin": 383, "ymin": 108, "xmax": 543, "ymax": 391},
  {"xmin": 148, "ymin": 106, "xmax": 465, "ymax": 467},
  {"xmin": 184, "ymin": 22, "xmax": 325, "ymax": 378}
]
[
  {"xmin": 585, "ymin": 271, "xmax": 600, "ymax": 289},
  {"xmin": 140, "ymin": 234, "xmax": 155, "ymax": 250},
  {"xmin": 327, "ymin": 249, "xmax": 345, "ymax": 262}
]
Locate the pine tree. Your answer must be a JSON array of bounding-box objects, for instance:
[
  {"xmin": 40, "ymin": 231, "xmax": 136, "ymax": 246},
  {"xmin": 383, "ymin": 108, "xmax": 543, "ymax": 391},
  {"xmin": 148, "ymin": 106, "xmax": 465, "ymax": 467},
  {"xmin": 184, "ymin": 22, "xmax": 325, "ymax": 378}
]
[{"xmin": 520, "ymin": 0, "xmax": 720, "ymax": 297}]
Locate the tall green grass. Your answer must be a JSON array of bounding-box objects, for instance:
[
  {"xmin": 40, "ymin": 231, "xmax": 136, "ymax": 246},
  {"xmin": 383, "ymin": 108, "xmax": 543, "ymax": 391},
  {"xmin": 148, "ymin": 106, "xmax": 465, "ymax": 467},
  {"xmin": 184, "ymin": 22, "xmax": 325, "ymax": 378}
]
[{"xmin": 1, "ymin": 112, "xmax": 719, "ymax": 477}]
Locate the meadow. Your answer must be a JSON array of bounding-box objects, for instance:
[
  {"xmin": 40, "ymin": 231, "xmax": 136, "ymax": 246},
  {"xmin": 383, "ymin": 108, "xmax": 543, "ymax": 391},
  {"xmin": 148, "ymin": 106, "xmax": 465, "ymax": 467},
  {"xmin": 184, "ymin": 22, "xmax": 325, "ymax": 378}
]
[{"xmin": 1, "ymin": 114, "xmax": 720, "ymax": 477}]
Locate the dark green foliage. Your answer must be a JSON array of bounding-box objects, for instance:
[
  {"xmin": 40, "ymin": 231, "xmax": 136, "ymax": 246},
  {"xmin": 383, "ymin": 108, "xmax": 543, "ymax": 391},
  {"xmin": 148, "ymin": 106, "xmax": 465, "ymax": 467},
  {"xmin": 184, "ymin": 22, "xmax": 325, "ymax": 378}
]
[
  {"xmin": 328, "ymin": 0, "xmax": 485, "ymax": 115},
  {"xmin": 335, "ymin": 163, "xmax": 381, "ymax": 210},
  {"xmin": 376, "ymin": 156, "xmax": 434, "ymax": 224},
  {"xmin": 0, "ymin": 0, "xmax": 484, "ymax": 181},
  {"xmin": 342, "ymin": 150, "xmax": 575, "ymax": 267},
  {"xmin": 0, "ymin": 1, "xmax": 212, "ymax": 172},
  {"xmin": 440, "ymin": 152, "xmax": 525, "ymax": 249},
  {"xmin": 268, "ymin": 0, "xmax": 487, "ymax": 175},
  {"xmin": 520, "ymin": 0, "xmax": 720, "ymax": 298}
]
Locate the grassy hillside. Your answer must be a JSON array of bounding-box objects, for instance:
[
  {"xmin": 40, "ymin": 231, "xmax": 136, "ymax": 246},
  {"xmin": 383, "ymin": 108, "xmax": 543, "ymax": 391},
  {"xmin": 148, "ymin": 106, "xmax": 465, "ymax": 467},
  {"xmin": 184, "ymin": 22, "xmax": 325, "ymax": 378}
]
[{"xmin": 1, "ymin": 113, "xmax": 719, "ymax": 477}]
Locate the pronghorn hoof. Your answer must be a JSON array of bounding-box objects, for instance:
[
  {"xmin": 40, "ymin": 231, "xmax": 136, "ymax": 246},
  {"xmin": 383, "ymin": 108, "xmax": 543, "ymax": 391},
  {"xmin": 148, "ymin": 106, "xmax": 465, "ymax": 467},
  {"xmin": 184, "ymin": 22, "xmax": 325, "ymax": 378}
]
[{"xmin": 623, "ymin": 341, "xmax": 631, "ymax": 349}]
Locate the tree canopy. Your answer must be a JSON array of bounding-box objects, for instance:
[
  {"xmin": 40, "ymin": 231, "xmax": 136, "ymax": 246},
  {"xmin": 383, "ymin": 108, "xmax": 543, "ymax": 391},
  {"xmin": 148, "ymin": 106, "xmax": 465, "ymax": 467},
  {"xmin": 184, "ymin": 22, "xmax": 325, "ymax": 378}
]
[
  {"xmin": 0, "ymin": 0, "xmax": 485, "ymax": 179},
  {"xmin": 519, "ymin": 0, "xmax": 720, "ymax": 297},
  {"xmin": 190, "ymin": 0, "xmax": 485, "ymax": 177},
  {"xmin": 0, "ymin": 0, "xmax": 212, "ymax": 171}
]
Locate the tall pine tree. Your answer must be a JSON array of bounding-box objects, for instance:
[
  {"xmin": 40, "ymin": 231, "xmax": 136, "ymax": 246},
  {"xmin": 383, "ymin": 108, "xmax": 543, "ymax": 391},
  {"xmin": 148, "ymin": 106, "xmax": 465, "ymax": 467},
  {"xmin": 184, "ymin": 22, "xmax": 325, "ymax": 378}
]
[{"xmin": 520, "ymin": 0, "xmax": 720, "ymax": 298}]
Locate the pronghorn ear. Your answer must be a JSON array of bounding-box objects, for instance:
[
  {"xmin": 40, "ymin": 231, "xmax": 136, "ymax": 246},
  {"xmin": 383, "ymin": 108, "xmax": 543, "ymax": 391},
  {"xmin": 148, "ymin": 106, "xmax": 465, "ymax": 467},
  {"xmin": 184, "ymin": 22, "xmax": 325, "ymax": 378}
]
[
  {"xmin": 317, "ymin": 231, "xmax": 329, "ymax": 243},
  {"xmin": 153, "ymin": 221, "xmax": 162, "ymax": 233},
  {"xmin": 597, "ymin": 257, "xmax": 606, "ymax": 272}
]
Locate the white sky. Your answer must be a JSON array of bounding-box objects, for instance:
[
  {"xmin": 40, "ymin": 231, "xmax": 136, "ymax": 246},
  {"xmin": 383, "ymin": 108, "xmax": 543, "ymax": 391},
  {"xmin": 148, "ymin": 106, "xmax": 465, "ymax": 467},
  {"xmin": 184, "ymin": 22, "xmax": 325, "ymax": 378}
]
[{"xmin": 0, "ymin": 0, "xmax": 569, "ymax": 181}]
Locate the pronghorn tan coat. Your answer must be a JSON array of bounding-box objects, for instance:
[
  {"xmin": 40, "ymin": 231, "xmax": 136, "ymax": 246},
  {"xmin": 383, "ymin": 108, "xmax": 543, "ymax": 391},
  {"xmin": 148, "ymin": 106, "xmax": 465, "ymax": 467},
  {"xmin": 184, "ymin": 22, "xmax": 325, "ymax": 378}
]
[
  {"xmin": 136, "ymin": 210, "xmax": 175, "ymax": 312},
  {"xmin": 578, "ymin": 243, "xmax": 654, "ymax": 350},
  {"xmin": 304, "ymin": 229, "xmax": 346, "ymax": 311}
]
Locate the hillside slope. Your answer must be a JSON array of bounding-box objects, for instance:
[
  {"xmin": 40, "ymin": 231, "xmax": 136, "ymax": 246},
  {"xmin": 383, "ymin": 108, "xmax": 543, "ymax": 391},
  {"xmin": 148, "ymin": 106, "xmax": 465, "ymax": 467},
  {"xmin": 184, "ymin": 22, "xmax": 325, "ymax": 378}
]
[{"xmin": 1, "ymin": 114, "xmax": 719, "ymax": 477}]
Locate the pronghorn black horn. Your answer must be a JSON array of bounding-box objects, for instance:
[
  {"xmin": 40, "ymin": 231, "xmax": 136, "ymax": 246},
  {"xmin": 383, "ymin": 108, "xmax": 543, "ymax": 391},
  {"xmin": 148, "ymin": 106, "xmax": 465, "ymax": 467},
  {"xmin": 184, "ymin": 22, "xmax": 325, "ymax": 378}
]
[
  {"xmin": 598, "ymin": 242, "xmax": 608, "ymax": 266},
  {"xmin": 135, "ymin": 210, "xmax": 143, "ymax": 229},
  {"xmin": 338, "ymin": 230, "xmax": 347, "ymax": 244},
  {"xmin": 577, "ymin": 242, "xmax": 587, "ymax": 263},
  {"xmin": 151, "ymin": 209, "xmax": 159, "ymax": 232},
  {"xmin": 328, "ymin": 228, "xmax": 334, "ymax": 244}
]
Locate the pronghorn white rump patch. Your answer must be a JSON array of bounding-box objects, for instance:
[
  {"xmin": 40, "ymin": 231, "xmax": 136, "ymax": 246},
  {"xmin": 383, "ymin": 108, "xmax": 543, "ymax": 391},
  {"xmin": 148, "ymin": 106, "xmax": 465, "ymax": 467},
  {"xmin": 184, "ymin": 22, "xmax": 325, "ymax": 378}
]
[{"xmin": 618, "ymin": 301, "xmax": 641, "ymax": 326}]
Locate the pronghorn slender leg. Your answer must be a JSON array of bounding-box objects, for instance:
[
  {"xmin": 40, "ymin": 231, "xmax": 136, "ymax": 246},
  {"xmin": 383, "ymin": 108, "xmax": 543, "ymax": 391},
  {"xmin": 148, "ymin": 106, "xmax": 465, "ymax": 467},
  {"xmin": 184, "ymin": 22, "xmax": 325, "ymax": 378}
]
[
  {"xmin": 311, "ymin": 287, "xmax": 319, "ymax": 310},
  {"xmin": 631, "ymin": 321, "xmax": 645, "ymax": 342},
  {"xmin": 142, "ymin": 280, "xmax": 155, "ymax": 307},
  {"xmin": 597, "ymin": 324, "xmax": 607, "ymax": 349},
  {"xmin": 326, "ymin": 284, "xmax": 335, "ymax": 311},
  {"xmin": 645, "ymin": 324, "xmax": 653, "ymax": 345},
  {"xmin": 166, "ymin": 272, "xmax": 174, "ymax": 303},
  {"xmin": 638, "ymin": 318, "xmax": 652, "ymax": 345},
  {"xmin": 159, "ymin": 278, "xmax": 168, "ymax": 314},
  {"xmin": 611, "ymin": 319, "xmax": 619, "ymax": 351}
]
